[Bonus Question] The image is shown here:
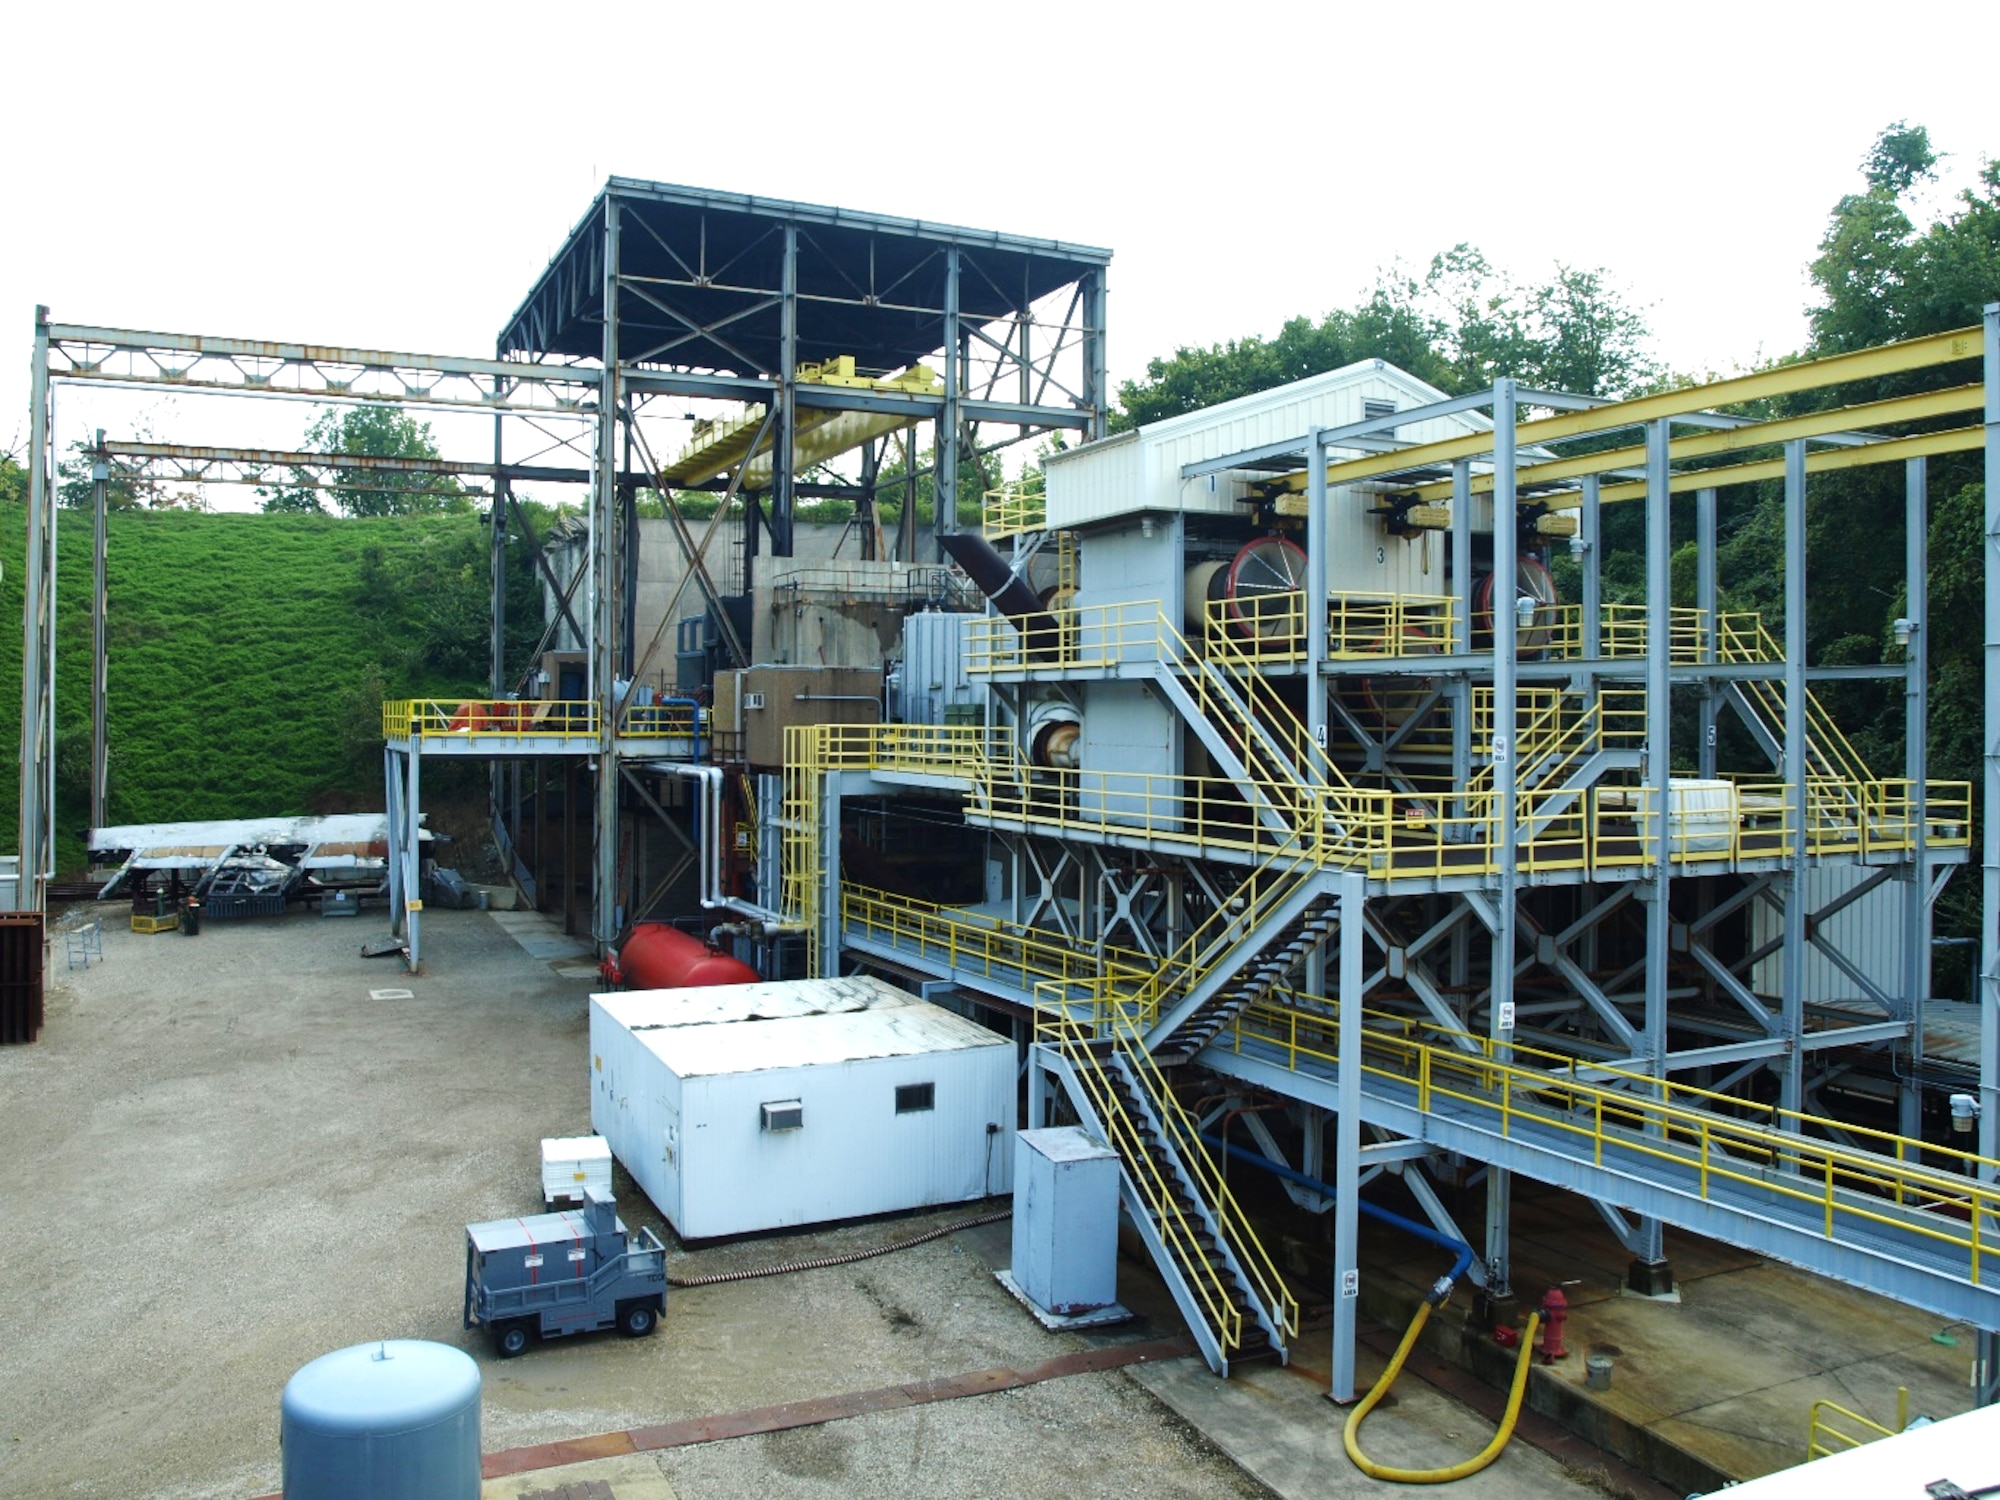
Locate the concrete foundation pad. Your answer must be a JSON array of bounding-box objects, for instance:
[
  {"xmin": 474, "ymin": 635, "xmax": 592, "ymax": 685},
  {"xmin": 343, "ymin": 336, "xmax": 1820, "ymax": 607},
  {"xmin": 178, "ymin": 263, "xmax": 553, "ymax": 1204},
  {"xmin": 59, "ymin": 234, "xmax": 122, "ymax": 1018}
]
[
  {"xmin": 487, "ymin": 908, "xmax": 593, "ymax": 959},
  {"xmin": 994, "ymin": 1268, "xmax": 1133, "ymax": 1330}
]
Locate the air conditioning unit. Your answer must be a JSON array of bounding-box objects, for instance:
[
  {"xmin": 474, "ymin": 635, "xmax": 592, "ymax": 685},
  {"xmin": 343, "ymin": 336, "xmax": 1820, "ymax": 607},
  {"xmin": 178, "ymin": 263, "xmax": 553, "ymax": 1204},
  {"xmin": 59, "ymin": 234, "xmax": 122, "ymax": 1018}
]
[{"xmin": 761, "ymin": 1099, "xmax": 803, "ymax": 1132}]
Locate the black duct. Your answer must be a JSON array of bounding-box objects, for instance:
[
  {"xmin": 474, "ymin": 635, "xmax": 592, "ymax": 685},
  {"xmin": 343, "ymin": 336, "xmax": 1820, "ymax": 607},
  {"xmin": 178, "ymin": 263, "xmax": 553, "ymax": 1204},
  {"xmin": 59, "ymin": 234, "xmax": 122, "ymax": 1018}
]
[{"xmin": 937, "ymin": 533, "xmax": 1062, "ymax": 660}]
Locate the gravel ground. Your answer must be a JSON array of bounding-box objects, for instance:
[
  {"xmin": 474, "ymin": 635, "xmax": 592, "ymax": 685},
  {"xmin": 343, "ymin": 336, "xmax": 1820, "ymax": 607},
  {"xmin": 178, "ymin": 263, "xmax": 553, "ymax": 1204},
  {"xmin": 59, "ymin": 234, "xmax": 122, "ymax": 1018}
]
[
  {"xmin": 653, "ymin": 1371, "xmax": 1268, "ymax": 1499},
  {"xmin": 0, "ymin": 905, "xmax": 1270, "ymax": 1500}
]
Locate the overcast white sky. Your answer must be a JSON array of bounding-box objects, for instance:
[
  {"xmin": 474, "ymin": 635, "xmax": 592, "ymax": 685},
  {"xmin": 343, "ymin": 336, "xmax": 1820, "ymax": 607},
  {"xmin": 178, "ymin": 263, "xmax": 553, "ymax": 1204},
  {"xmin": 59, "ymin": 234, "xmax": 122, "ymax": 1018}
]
[{"xmin": 3, "ymin": 1, "xmax": 1996, "ymax": 477}]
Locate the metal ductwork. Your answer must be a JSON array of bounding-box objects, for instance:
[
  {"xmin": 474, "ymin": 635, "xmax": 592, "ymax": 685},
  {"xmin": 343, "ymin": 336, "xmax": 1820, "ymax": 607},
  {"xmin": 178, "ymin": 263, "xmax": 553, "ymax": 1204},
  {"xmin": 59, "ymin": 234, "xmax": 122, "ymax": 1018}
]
[{"xmin": 937, "ymin": 532, "xmax": 1062, "ymax": 660}]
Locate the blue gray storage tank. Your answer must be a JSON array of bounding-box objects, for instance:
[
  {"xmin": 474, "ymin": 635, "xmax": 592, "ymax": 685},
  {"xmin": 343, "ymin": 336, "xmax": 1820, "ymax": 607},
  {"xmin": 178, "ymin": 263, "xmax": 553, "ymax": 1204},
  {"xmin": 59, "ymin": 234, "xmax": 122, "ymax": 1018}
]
[{"xmin": 280, "ymin": 1339, "xmax": 481, "ymax": 1500}]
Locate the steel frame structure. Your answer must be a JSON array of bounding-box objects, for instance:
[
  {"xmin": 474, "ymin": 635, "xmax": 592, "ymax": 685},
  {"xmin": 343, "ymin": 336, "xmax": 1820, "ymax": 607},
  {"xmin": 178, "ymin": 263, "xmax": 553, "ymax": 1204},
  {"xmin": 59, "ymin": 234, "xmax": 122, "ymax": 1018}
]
[
  {"xmin": 17, "ymin": 181, "xmax": 1112, "ymax": 968},
  {"xmin": 790, "ymin": 310, "xmax": 2000, "ymax": 1399}
]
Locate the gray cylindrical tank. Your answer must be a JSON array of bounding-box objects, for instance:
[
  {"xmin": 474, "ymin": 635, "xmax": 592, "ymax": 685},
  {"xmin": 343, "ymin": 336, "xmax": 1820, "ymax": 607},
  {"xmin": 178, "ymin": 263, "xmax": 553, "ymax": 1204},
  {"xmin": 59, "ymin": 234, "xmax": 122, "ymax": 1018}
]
[{"xmin": 281, "ymin": 1339, "xmax": 481, "ymax": 1500}]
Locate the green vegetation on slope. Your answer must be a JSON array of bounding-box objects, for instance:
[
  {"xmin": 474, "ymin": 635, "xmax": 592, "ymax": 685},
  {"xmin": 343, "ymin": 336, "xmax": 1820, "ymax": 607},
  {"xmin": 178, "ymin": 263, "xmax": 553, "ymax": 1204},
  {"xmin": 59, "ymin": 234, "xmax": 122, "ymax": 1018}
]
[{"xmin": 0, "ymin": 506, "xmax": 541, "ymax": 873}]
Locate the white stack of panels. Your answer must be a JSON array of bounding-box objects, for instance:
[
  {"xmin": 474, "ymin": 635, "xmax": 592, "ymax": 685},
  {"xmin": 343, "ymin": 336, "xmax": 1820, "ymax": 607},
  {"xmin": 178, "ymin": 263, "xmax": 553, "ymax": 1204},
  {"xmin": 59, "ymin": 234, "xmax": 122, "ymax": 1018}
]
[
  {"xmin": 589, "ymin": 975, "xmax": 1016, "ymax": 1239},
  {"xmin": 540, "ymin": 1135, "xmax": 613, "ymax": 1206}
]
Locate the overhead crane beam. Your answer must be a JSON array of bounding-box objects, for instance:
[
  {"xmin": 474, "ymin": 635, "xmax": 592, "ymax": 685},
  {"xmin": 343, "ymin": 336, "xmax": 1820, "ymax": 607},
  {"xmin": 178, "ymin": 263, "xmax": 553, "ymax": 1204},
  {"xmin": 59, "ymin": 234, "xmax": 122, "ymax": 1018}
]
[
  {"xmin": 1258, "ymin": 323, "xmax": 1984, "ymax": 493},
  {"xmin": 1392, "ymin": 384, "xmax": 1985, "ymax": 504}
]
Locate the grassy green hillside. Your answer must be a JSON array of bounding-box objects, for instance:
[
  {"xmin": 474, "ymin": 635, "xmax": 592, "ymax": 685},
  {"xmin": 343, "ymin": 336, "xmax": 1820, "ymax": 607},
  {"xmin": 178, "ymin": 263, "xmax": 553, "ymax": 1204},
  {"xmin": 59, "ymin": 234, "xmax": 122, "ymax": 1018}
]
[{"xmin": 0, "ymin": 506, "xmax": 542, "ymax": 873}]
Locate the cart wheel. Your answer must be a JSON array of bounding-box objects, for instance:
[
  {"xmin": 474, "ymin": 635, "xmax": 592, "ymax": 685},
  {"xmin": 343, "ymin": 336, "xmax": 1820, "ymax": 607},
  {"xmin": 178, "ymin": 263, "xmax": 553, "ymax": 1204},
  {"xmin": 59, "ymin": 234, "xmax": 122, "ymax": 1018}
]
[
  {"xmin": 620, "ymin": 1303, "xmax": 657, "ymax": 1338},
  {"xmin": 497, "ymin": 1323, "xmax": 530, "ymax": 1358}
]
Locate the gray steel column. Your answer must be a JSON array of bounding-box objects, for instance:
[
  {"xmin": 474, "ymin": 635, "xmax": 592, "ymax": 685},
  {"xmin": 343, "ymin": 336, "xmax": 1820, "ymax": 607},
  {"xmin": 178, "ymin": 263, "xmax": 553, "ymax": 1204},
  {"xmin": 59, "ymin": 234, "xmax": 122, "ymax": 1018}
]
[
  {"xmin": 1902, "ymin": 457, "xmax": 1930, "ymax": 1141},
  {"xmin": 818, "ymin": 777, "xmax": 843, "ymax": 972},
  {"xmin": 384, "ymin": 745, "xmax": 404, "ymax": 932},
  {"xmin": 1484, "ymin": 1167, "xmax": 1512, "ymax": 1302},
  {"xmin": 17, "ymin": 306, "xmax": 51, "ymax": 912},
  {"xmin": 1697, "ymin": 486, "xmax": 1719, "ymax": 779},
  {"xmin": 593, "ymin": 197, "xmax": 623, "ymax": 952},
  {"xmin": 490, "ymin": 398, "xmax": 509, "ymax": 696},
  {"xmin": 1451, "ymin": 460, "xmax": 1473, "ymax": 821},
  {"xmin": 1082, "ymin": 267, "xmax": 1108, "ymax": 442},
  {"xmin": 90, "ymin": 431, "xmax": 108, "ymax": 833},
  {"xmin": 1781, "ymin": 437, "xmax": 1809, "ymax": 1118},
  {"xmin": 1493, "ymin": 385, "xmax": 1519, "ymax": 877},
  {"xmin": 1634, "ymin": 418, "xmax": 1675, "ymax": 1288},
  {"xmin": 1976, "ymin": 302, "xmax": 1999, "ymax": 1407},
  {"xmin": 1307, "ymin": 429, "xmax": 1328, "ymax": 757},
  {"xmin": 774, "ymin": 224, "xmax": 798, "ymax": 558},
  {"xmin": 489, "ymin": 400, "xmax": 509, "ymax": 856},
  {"xmin": 935, "ymin": 248, "xmax": 961, "ymax": 559},
  {"xmin": 1330, "ymin": 871, "xmax": 1365, "ymax": 1403},
  {"xmin": 405, "ymin": 745, "xmax": 423, "ymax": 970},
  {"xmin": 1489, "ymin": 385, "xmax": 1520, "ymax": 1303},
  {"xmin": 1644, "ymin": 420, "xmax": 1674, "ymax": 1072},
  {"xmin": 1026, "ymin": 1048, "xmax": 1049, "ymax": 1132},
  {"xmin": 1581, "ymin": 475, "xmax": 1602, "ymax": 660}
]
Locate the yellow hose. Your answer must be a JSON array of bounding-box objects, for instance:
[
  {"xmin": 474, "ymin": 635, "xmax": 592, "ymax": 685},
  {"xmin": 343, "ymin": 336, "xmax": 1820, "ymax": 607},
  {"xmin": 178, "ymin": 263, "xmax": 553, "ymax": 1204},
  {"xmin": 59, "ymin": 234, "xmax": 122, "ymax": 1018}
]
[{"xmin": 1343, "ymin": 1306, "xmax": 1543, "ymax": 1484}]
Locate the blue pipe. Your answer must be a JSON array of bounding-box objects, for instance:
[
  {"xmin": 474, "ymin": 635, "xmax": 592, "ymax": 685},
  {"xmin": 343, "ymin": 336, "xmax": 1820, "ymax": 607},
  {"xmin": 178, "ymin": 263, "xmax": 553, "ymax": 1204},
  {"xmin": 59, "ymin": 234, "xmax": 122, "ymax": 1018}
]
[{"xmin": 1199, "ymin": 1131, "xmax": 1475, "ymax": 1285}]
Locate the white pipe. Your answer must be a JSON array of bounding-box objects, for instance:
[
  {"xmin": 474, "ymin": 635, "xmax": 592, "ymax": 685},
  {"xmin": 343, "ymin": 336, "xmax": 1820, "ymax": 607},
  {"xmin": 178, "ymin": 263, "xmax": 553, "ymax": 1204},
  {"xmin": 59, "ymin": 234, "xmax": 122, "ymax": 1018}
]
[{"xmin": 657, "ymin": 765, "xmax": 786, "ymax": 924}]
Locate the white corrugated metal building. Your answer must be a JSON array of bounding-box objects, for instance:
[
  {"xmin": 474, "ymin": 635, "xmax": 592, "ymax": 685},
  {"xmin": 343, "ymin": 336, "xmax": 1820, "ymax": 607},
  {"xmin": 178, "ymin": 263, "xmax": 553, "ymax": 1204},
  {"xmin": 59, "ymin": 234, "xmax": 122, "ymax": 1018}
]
[
  {"xmin": 1045, "ymin": 357, "xmax": 1497, "ymax": 604},
  {"xmin": 590, "ymin": 976, "xmax": 1015, "ymax": 1239}
]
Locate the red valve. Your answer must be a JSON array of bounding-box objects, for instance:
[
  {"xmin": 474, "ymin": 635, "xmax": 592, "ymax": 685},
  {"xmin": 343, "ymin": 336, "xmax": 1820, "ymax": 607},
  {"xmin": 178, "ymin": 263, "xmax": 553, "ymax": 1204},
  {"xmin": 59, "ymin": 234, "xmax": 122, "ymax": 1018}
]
[{"xmin": 1538, "ymin": 1287, "xmax": 1570, "ymax": 1362}]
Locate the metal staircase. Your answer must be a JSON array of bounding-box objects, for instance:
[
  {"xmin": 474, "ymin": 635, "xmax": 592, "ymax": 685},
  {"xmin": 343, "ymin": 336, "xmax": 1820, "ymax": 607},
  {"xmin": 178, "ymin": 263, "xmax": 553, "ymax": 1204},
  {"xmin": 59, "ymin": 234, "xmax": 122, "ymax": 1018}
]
[
  {"xmin": 1718, "ymin": 617, "xmax": 1874, "ymax": 829},
  {"xmin": 1150, "ymin": 894, "xmax": 1339, "ymax": 1063},
  {"xmin": 1040, "ymin": 1005, "xmax": 1298, "ymax": 1375}
]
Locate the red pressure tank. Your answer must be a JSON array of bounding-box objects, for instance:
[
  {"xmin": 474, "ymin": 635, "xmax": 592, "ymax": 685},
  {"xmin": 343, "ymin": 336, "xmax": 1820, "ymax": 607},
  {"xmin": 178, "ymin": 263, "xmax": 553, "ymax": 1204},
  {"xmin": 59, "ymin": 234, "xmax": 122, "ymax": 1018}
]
[{"xmin": 605, "ymin": 922, "xmax": 758, "ymax": 990}]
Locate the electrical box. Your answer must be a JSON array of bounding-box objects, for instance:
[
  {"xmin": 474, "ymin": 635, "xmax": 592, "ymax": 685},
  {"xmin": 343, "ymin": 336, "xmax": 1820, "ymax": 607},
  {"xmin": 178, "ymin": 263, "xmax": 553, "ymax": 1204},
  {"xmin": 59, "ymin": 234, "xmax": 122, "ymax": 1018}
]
[
  {"xmin": 711, "ymin": 666, "xmax": 882, "ymax": 767},
  {"xmin": 1010, "ymin": 1127, "xmax": 1121, "ymax": 1316}
]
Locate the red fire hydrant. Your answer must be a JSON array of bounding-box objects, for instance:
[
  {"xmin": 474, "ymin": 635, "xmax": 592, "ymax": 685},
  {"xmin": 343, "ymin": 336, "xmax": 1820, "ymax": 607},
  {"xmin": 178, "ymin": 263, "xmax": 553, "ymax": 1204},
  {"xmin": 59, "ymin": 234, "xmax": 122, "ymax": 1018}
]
[{"xmin": 1538, "ymin": 1287, "xmax": 1570, "ymax": 1363}]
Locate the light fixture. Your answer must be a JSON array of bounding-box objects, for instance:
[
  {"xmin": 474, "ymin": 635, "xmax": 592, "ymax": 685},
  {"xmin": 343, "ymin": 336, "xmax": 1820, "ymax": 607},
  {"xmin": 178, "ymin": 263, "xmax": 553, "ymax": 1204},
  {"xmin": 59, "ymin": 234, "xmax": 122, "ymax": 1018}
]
[
  {"xmin": 1893, "ymin": 617, "xmax": 1917, "ymax": 647},
  {"xmin": 1515, "ymin": 594, "xmax": 1538, "ymax": 627},
  {"xmin": 1951, "ymin": 1092, "xmax": 1980, "ymax": 1135},
  {"xmin": 1568, "ymin": 535, "xmax": 1588, "ymax": 559}
]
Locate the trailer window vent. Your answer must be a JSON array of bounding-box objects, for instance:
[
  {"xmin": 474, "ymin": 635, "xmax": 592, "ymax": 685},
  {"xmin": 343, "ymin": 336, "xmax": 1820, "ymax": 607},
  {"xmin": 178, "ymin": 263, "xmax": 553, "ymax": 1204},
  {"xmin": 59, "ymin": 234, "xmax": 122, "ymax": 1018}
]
[
  {"xmin": 895, "ymin": 1082, "xmax": 936, "ymax": 1114},
  {"xmin": 761, "ymin": 1099, "xmax": 804, "ymax": 1132},
  {"xmin": 1362, "ymin": 398, "xmax": 1397, "ymax": 437},
  {"xmin": 744, "ymin": 691, "xmax": 766, "ymax": 710}
]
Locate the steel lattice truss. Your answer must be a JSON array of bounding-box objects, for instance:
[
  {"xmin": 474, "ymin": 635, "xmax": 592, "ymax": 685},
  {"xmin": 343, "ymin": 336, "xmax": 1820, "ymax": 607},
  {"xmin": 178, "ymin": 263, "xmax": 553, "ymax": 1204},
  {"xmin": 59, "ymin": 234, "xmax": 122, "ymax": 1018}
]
[{"xmin": 46, "ymin": 326, "xmax": 602, "ymax": 417}]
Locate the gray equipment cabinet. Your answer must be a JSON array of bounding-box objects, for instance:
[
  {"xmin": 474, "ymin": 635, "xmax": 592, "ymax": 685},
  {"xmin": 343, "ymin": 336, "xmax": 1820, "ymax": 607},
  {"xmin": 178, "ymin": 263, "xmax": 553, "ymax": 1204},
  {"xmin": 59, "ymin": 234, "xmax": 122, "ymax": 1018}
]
[{"xmin": 462, "ymin": 1187, "xmax": 666, "ymax": 1357}]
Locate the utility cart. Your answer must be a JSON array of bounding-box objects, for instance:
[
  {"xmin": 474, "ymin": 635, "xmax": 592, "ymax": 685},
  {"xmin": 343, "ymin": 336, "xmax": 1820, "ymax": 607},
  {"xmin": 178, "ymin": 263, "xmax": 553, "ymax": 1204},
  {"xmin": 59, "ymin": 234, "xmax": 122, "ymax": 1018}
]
[{"xmin": 462, "ymin": 1187, "xmax": 666, "ymax": 1357}]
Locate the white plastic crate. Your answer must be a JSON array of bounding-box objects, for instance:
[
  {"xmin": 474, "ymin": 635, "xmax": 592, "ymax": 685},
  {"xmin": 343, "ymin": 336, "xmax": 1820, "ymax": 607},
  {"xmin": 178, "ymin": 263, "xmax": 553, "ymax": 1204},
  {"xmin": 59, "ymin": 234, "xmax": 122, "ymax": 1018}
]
[{"xmin": 540, "ymin": 1135, "xmax": 612, "ymax": 1206}]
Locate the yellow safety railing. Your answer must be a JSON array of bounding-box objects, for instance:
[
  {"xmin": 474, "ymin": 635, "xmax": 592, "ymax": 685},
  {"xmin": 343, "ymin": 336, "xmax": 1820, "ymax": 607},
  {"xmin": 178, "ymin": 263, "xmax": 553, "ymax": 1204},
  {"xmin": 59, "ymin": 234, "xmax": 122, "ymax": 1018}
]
[
  {"xmin": 780, "ymin": 727, "xmax": 825, "ymax": 970},
  {"xmin": 982, "ymin": 481, "xmax": 1046, "ymax": 540},
  {"xmin": 1221, "ymin": 996, "xmax": 2000, "ymax": 1287},
  {"xmin": 1540, "ymin": 604, "xmax": 1713, "ymax": 661},
  {"xmin": 793, "ymin": 721, "xmax": 1968, "ymax": 898},
  {"xmin": 977, "ymin": 768, "xmax": 1326, "ymax": 858},
  {"xmin": 1718, "ymin": 617, "xmax": 1879, "ymax": 792},
  {"xmin": 736, "ymin": 773, "xmax": 759, "ymax": 864},
  {"xmin": 384, "ymin": 698, "xmax": 597, "ymax": 739},
  {"xmin": 801, "ymin": 721, "xmax": 1013, "ymax": 779},
  {"xmin": 383, "ymin": 698, "xmax": 707, "ymax": 740},
  {"xmin": 963, "ymin": 598, "xmax": 1166, "ymax": 676},
  {"xmin": 1808, "ymin": 1388, "xmax": 1908, "ymax": 1460},
  {"xmin": 1037, "ymin": 978, "xmax": 1300, "ymax": 1359},
  {"xmin": 843, "ymin": 884, "xmax": 1157, "ymax": 995},
  {"xmin": 1191, "ymin": 592, "xmax": 1459, "ymax": 661}
]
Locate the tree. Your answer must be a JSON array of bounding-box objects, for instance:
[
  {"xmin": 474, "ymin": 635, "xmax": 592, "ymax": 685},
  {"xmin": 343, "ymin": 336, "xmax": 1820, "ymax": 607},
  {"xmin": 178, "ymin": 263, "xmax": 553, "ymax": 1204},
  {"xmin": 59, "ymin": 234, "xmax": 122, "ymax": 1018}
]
[
  {"xmin": 53, "ymin": 431, "xmax": 198, "ymax": 510},
  {"xmin": 1114, "ymin": 245, "xmax": 1657, "ymax": 428},
  {"xmin": 261, "ymin": 406, "xmax": 474, "ymax": 517}
]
